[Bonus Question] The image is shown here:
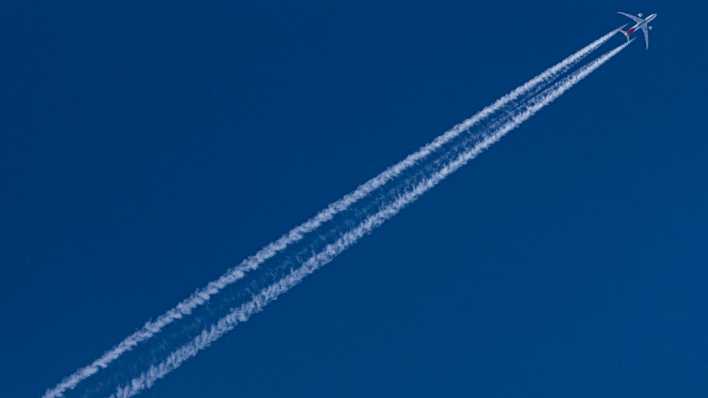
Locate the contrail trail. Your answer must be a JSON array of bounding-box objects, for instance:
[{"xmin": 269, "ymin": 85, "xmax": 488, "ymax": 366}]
[
  {"xmin": 42, "ymin": 29, "xmax": 621, "ymax": 398},
  {"xmin": 108, "ymin": 40, "xmax": 633, "ymax": 398}
]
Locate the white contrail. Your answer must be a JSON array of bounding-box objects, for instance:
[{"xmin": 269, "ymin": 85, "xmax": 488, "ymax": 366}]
[
  {"xmin": 108, "ymin": 40, "xmax": 632, "ymax": 398},
  {"xmin": 42, "ymin": 29, "xmax": 621, "ymax": 398}
]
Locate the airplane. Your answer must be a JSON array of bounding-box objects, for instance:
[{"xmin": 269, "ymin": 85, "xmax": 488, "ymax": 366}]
[{"xmin": 618, "ymin": 11, "xmax": 658, "ymax": 50}]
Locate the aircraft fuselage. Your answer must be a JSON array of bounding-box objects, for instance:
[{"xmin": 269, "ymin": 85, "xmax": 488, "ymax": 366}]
[{"xmin": 626, "ymin": 13, "xmax": 657, "ymax": 35}]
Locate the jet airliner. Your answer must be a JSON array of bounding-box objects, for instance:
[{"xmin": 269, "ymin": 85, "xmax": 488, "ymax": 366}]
[{"xmin": 618, "ymin": 11, "xmax": 658, "ymax": 50}]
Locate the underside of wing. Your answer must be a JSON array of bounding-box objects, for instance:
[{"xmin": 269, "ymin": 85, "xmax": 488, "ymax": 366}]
[
  {"xmin": 642, "ymin": 26, "xmax": 650, "ymax": 49},
  {"xmin": 618, "ymin": 11, "xmax": 642, "ymax": 24}
]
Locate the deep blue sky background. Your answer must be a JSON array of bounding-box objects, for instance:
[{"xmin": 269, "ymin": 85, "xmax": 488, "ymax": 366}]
[{"xmin": 3, "ymin": 1, "xmax": 708, "ymax": 397}]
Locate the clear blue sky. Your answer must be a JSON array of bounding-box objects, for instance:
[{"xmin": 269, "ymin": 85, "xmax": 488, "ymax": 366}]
[{"xmin": 3, "ymin": 1, "xmax": 708, "ymax": 397}]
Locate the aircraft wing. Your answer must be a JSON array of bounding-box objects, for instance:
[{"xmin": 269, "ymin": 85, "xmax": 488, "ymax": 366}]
[
  {"xmin": 618, "ymin": 11, "xmax": 642, "ymax": 23},
  {"xmin": 642, "ymin": 25, "xmax": 650, "ymax": 49}
]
